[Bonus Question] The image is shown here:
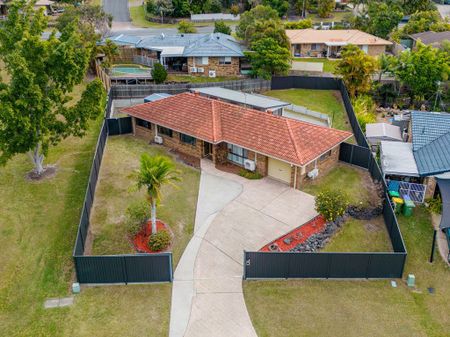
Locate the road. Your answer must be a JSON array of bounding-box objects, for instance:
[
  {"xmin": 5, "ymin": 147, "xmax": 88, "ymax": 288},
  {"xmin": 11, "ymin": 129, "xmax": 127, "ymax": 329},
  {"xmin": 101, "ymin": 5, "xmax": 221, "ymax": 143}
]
[{"xmin": 103, "ymin": 0, "xmax": 130, "ymax": 23}]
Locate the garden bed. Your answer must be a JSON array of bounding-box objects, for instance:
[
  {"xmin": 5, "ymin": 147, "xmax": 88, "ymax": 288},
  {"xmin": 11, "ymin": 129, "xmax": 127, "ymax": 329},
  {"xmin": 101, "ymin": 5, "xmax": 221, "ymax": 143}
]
[{"xmin": 133, "ymin": 220, "xmax": 173, "ymax": 253}]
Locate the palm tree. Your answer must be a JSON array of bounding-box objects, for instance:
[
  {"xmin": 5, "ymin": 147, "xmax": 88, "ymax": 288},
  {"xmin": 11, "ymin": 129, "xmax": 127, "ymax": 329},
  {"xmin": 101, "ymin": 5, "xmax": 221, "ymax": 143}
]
[{"xmin": 135, "ymin": 154, "xmax": 181, "ymax": 235}]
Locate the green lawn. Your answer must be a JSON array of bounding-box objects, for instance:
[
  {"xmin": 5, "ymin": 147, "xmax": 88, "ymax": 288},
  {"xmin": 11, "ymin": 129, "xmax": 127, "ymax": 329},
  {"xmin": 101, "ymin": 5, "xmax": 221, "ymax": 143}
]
[
  {"xmin": 167, "ymin": 73, "xmax": 241, "ymax": 83},
  {"xmin": 263, "ymin": 89, "xmax": 351, "ymax": 132},
  {"xmin": 0, "ymin": 88, "xmax": 171, "ymax": 336},
  {"xmin": 243, "ymin": 206, "xmax": 450, "ymax": 337},
  {"xmin": 302, "ymin": 164, "xmax": 380, "ymax": 207},
  {"xmin": 89, "ymin": 135, "xmax": 200, "ymax": 267},
  {"xmin": 293, "ymin": 57, "xmax": 338, "ymax": 74}
]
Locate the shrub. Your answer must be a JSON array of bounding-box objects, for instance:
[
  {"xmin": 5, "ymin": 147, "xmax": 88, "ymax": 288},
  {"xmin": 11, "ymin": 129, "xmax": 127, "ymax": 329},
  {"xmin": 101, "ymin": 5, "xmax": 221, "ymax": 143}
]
[
  {"xmin": 426, "ymin": 195, "xmax": 442, "ymax": 214},
  {"xmin": 178, "ymin": 20, "xmax": 197, "ymax": 33},
  {"xmin": 284, "ymin": 19, "xmax": 312, "ymax": 29},
  {"xmin": 151, "ymin": 63, "xmax": 167, "ymax": 84},
  {"xmin": 214, "ymin": 20, "xmax": 231, "ymax": 35},
  {"xmin": 239, "ymin": 169, "xmax": 262, "ymax": 180},
  {"xmin": 352, "ymin": 95, "xmax": 376, "ymax": 132},
  {"xmin": 315, "ymin": 189, "xmax": 349, "ymax": 222},
  {"xmin": 230, "ymin": 4, "xmax": 240, "ymax": 16},
  {"xmin": 126, "ymin": 200, "xmax": 150, "ymax": 236},
  {"xmin": 148, "ymin": 230, "xmax": 171, "ymax": 251}
]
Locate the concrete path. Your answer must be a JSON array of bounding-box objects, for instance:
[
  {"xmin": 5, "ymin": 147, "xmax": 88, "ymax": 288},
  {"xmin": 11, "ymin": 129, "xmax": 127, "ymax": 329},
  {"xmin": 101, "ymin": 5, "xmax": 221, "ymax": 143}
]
[
  {"xmin": 432, "ymin": 214, "xmax": 450, "ymax": 267},
  {"xmin": 169, "ymin": 160, "xmax": 317, "ymax": 337}
]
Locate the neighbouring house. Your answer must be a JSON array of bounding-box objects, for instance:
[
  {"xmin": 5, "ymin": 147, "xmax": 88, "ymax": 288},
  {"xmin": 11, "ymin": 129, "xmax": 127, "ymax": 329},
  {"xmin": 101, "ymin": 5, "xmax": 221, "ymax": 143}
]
[
  {"xmin": 409, "ymin": 31, "xmax": 450, "ymax": 50},
  {"xmin": 381, "ymin": 111, "xmax": 450, "ymax": 201},
  {"xmin": 191, "ymin": 87, "xmax": 290, "ymax": 116},
  {"xmin": 1, "ymin": 0, "xmax": 54, "ymax": 17},
  {"xmin": 122, "ymin": 92, "xmax": 352, "ymax": 190},
  {"xmin": 143, "ymin": 93, "xmax": 172, "ymax": 103},
  {"xmin": 107, "ymin": 33, "xmax": 246, "ymax": 77},
  {"xmin": 286, "ymin": 29, "xmax": 392, "ymax": 58},
  {"xmin": 366, "ymin": 123, "xmax": 403, "ymax": 150}
]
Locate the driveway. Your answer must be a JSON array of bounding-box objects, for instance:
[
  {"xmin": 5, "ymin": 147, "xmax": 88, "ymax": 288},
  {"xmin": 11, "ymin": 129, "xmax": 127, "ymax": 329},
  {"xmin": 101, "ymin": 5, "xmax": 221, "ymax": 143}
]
[
  {"xmin": 170, "ymin": 160, "xmax": 317, "ymax": 337},
  {"xmin": 103, "ymin": 0, "xmax": 130, "ymax": 22}
]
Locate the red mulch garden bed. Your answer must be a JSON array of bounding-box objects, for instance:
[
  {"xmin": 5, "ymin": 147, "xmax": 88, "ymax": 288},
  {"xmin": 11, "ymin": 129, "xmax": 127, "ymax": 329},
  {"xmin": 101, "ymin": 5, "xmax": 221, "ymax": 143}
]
[
  {"xmin": 133, "ymin": 220, "xmax": 172, "ymax": 253},
  {"xmin": 260, "ymin": 215, "xmax": 326, "ymax": 252}
]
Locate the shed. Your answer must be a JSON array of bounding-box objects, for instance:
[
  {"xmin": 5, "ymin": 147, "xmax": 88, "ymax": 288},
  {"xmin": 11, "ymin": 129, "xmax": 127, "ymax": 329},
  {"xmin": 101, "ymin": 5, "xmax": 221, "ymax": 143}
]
[
  {"xmin": 144, "ymin": 93, "xmax": 172, "ymax": 103},
  {"xmin": 366, "ymin": 123, "xmax": 402, "ymax": 146},
  {"xmin": 380, "ymin": 141, "xmax": 419, "ymax": 177}
]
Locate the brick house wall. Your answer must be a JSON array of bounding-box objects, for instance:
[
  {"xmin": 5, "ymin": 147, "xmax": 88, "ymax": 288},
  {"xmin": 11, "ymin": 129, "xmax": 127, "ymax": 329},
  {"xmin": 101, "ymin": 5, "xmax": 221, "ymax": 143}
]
[
  {"xmin": 291, "ymin": 43, "xmax": 387, "ymax": 57},
  {"xmin": 367, "ymin": 45, "xmax": 387, "ymax": 57},
  {"xmin": 187, "ymin": 57, "xmax": 240, "ymax": 76},
  {"xmin": 246, "ymin": 150, "xmax": 269, "ymax": 176}
]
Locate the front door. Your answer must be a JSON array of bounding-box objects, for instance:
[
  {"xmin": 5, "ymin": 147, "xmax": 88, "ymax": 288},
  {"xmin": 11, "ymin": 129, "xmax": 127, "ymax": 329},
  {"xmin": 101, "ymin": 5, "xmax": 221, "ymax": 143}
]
[{"xmin": 203, "ymin": 141, "xmax": 212, "ymax": 159}]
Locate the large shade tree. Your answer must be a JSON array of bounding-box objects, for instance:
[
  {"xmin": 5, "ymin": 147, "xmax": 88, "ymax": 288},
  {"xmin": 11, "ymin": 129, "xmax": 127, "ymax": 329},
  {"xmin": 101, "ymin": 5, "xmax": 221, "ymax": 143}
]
[
  {"xmin": 0, "ymin": 1, "xmax": 105, "ymax": 176},
  {"xmin": 135, "ymin": 154, "xmax": 181, "ymax": 234}
]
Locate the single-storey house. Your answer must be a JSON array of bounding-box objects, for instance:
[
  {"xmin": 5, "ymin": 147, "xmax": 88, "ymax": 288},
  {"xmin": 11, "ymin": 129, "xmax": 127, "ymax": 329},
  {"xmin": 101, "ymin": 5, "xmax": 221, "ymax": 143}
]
[
  {"xmin": 192, "ymin": 87, "xmax": 290, "ymax": 116},
  {"xmin": 381, "ymin": 111, "xmax": 450, "ymax": 201},
  {"xmin": 1, "ymin": 0, "xmax": 54, "ymax": 17},
  {"xmin": 108, "ymin": 33, "xmax": 246, "ymax": 77},
  {"xmin": 122, "ymin": 92, "xmax": 352, "ymax": 190},
  {"xmin": 410, "ymin": 31, "xmax": 450, "ymax": 50},
  {"xmin": 286, "ymin": 29, "xmax": 392, "ymax": 58},
  {"xmin": 366, "ymin": 123, "xmax": 403, "ymax": 149}
]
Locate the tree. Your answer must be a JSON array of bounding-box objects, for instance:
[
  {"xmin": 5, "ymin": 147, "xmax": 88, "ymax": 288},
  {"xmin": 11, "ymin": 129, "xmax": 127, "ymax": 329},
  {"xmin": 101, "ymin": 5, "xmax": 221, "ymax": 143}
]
[
  {"xmin": 205, "ymin": 0, "xmax": 223, "ymax": 13},
  {"xmin": 401, "ymin": 0, "xmax": 435, "ymax": 15},
  {"xmin": 151, "ymin": 63, "xmax": 168, "ymax": 84},
  {"xmin": 172, "ymin": 0, "xmax": 191, "ymax": 17},
  {"xmin": 335, "ymin": 44, "xmax": 377, "ymax": 97},
  {"xmin": 285, "ymin": 18, "xmax": 313, "ymax": 29},
  {"xmin": 245, "ymin": 37, "xmax": 292, "ymax": 79},
  {"xmin": 178, "ymin": 20, "xmax": 197, "ymax": 33},
  {"xmin": 262, "ymin": 0, "xmax": 289, "ymax": 17},
  {"xmin": 366, "ymin": 2, "xmax": 403, "ymax": 39},
  {"xmin": 393, "ymin": 42, "xmax": 449, "ymax": 106},
  {"xmin": 0, "ymin": 1, "xmax": 106, "ymax": 176},
  {"xmin": 236, "ymin": 5, "xmax": 279, "ymax": 40},
  {"xmin": 135, "ymin": 154, "xmax": 181, "ymax": 234},
  {"xmin": 98, "ymin": 39, "xmax": 119, "ymax": 69},
  {"xmin": 317, "ymin": 0, "xmax": 334, "ymax": 18},
  {"xmin": 248, "ymin": 19, "xmax": 290, "ymax": 49},
  {"xmin": 155, "ymin": 0, "xmax": 174, "ymax": 23},
  {"xmin": 230, "ymin": 4, "xmax": 240, "ymax": 15},
  {"xmin": 214, "ymin": 20, "xmax": 232, "ymax": 35},
  {"xmin": 393, "ymin": 10, "xmax": 450, "ymax": 39}
]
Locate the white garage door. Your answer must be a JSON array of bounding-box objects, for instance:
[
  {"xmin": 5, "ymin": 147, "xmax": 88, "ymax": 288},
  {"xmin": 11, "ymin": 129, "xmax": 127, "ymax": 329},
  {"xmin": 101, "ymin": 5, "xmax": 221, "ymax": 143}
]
[{"xmin": 268, "ymin": 158, "xmax": 291, "ymax": 184}]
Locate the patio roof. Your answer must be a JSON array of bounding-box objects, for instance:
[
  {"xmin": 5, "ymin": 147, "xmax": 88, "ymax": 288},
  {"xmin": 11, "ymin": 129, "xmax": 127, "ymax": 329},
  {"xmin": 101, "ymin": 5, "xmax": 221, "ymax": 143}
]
[{"xmin": 380, "ymin": 141, "xmax": 419, "ymax": 177}]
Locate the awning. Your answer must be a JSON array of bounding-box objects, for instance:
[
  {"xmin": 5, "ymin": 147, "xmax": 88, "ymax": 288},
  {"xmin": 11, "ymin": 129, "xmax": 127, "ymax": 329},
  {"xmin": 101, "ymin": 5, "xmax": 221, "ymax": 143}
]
[
  {"xmin": 325, "ymin": 41, "xmax": 348, "ymax": 46},
  {"xmin": 437, "ymin": 178, "xmax": 450, "ymax": 229},
  {"xmin": 160, "ymin": 47, "xmax": 185, "ymax": 57},
  {"xmin": 380, "ymin": 141, "xmax": 419, "ymax": 177}
]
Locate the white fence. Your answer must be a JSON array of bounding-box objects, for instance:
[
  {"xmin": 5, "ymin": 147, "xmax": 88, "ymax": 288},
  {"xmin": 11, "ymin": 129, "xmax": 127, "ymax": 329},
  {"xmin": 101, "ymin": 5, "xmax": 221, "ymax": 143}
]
[{"xmin": 190, "ymin": 13, "xmax": 240, "ymax": 22}]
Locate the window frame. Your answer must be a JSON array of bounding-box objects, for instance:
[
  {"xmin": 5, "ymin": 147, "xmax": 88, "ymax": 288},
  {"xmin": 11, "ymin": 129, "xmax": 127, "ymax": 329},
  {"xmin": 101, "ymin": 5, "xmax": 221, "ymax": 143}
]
[
  {"xmin": 157, "ymin": 126, "xmax": 173, "ymax": 138},
  {"xmin": 195, "ymin": 56, "xmax": 209, "ymax": 65},
  {"xmin": 136, "ymin": 118, "xmax": 151, "ymax": 130},
  {"xmin": 179, "ymin": 133, "xmax": 197, "ymax": 146},
  {"xmin": 219, "ymin": 56, "xmax": 232, "ymax": 65},
  {"xmin": 319, "ymin": 150, "xmax": 332, "ymax": 161},
  {"xmin": 227, "ymin": 144, "xmax": 248, "ymax": 166}
]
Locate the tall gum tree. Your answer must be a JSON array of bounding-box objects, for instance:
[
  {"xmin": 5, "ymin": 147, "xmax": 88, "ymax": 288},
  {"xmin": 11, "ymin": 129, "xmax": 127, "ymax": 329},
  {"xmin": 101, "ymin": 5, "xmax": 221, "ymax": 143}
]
[{"xmin": 0, "ymin": 0, "xmax": 105, "ymax": 177}]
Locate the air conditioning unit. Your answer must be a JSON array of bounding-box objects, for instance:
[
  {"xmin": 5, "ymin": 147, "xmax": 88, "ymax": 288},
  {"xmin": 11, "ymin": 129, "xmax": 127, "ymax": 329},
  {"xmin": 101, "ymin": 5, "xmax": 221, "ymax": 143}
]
[
  {"xmin": 189, "ymin": 67, "xmax": 197, "ymax": 73},
  {"xmin": 197, "ymin": 67, "xmax": 205, "ymax": 73},
  {"xmin": 154, "ymin": 135, "xmax": 163, "ymax": 144},
  {"xmin": 208, "ymin": 70, "xmax": 216, "ymax": 78},
  {"xmin": 307, "ymin": 168, "xmax": 319, "ymax": 179},
  {"xmin": 244, "ymin": 159, "xmax": 256, "ymax": 171}
]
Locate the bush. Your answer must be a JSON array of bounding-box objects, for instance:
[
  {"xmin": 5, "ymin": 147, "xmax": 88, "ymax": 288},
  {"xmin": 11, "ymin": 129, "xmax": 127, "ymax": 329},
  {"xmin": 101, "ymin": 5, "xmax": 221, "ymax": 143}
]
[
  {"xmin": 214, "ymin": 20, "xmax": 231, "ymax": 35},
  {"xmin": 230, "ymin": 4, "xmax": 240, "ymax": 16},
  {"xmin": 284, "ymin": 19, "xmax": 312, "ymax": 29},
  {"xmin": 426, "ymin": 195, "xmax": 442, "ymax": 214},
  {"xmin": 239, "ymin": 169, "xmax": 262, "ymax": 180},
  {"xmin": 148, "ymin": 230, "xmax": 171, "ymax": 251},
  {"xmin": 315, "ymin": 189, "xmax": 349, "ymax": 222},
  {"xmin": 178, "ymin": 20, "xmax": 197, "ymax": 33},
  {"xmin": 151, "ymin": 63, "xmax": 167, "ymax": 84},
  {"xmin": 126, "ymin": 201, "xmax": 150, "ymax": 236},
  {"xmin": 352, "ymin": 95, "xmax": 376, "ymax": 132}
]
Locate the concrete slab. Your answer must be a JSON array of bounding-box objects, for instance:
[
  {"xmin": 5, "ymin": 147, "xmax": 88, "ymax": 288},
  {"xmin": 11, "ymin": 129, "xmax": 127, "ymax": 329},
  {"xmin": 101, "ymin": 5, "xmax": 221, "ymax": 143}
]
[
  {"xmin": 44, "ymin": 297, "xmax": 74, "ymax": 309},
  {"xmin": 292, "ymin": 61, "xmax": 324, "ymax": 72}
]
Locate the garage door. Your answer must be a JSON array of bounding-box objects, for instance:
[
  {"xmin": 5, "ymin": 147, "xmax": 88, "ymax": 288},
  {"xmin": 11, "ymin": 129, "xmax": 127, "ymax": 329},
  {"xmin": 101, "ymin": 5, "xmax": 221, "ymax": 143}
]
[{"xmin": 268, "ymin": 158, "xmax": 291, "ymax": 184}]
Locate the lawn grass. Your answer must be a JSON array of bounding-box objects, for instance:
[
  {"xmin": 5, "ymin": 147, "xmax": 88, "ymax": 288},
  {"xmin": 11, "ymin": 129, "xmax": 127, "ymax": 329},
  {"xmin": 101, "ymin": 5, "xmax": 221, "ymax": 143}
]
[
  {"xmin": 293, "ymin": 57, "xmax": 338, "ymax": 74},
  {"xmin": 89, "ymin": 135, "xmax": 200, "ymax": 266},
  {"xmin": 243, "ymin": 206, "xmax": 450, "ymax": 337},
  {"xmin": 263, "ymin": 89, "xmax": 351, "ymax": 132},
  {"xmin": 167, "ymin": 73, "xmax": 241, "ymax": 83},
  {"xmin": 302, "ymin": 164, "xmax": 378, "ymax": 207},
  {"xmin": 0, "ymin": 85, "xmax": 171, "ymax": 336}
]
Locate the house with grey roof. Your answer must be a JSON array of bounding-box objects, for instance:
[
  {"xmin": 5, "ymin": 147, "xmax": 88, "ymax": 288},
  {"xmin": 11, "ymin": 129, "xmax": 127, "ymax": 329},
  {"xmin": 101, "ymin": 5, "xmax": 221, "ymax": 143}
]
[
  {"xmin": 410, "ymin": 31, "xmax": 450, "ymax": 50},
  {"xmin": 381, "ymin": 111, "xmax": 450, "ymax": 201},
  {"xmin": 108, "ymin": 33, "xmax": 246, "ymax": 77}
]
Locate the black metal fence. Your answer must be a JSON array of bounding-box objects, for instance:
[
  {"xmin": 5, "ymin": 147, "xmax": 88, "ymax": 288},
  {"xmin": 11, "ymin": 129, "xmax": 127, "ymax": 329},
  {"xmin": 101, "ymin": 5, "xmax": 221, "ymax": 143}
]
[
  {"xmin": 243, "ymin": 76, "xmax": 407, "ymax": 280},
  {"xmin": 72, "ymin": 93, "xmax": 173, "ymax": 284}
]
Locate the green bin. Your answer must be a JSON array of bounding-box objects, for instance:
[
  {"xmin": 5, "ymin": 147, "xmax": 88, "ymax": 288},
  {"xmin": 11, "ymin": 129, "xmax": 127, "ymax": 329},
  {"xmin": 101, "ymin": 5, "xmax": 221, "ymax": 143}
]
[
  {"xmin": 403, "ymin": 200, "xmax": 415, "ymax": 217},
  {"xmin": 389, "ymin": 190, "xmax": 400, "ymax": 198}
]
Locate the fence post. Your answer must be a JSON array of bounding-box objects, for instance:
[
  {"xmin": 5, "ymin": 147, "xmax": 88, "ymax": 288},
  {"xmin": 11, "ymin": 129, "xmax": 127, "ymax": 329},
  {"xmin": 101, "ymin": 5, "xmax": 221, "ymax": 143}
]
[
  {"xmin": 349, "ymin": 144, "xmax": 354, "ymax": 165},
  {"xmin": 243, "ymin": 251, "xmax": 247, "ymax": 280},
  {"xmin": 122, "ymin": 256, "xmax": 129, "ymax": 285}
]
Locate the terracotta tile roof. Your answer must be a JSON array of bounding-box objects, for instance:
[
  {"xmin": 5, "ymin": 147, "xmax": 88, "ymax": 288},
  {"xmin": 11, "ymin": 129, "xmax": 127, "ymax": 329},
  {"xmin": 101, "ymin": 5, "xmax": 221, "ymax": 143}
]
[
  {"xmin": 286, "ymin": 29, "xmax": 392, "ymax": 46},
  {"xmin": 123, "ymin": 93, "xmax": 352, "ymax": 166}
]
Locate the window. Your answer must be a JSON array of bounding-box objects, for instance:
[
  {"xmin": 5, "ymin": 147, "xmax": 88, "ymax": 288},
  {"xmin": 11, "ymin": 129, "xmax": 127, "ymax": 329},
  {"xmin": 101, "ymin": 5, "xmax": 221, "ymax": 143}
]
[
  {"xmin": 319, "ymin": 150, "xmax": 332, "ymax": 161},
  {"xmin": 158, "ymin": 126, "xmax": 173, "ymax": 137},
  {"xmin": 219, "ymin": 56, "xmax": 232, "ymax": 65},
  {"xmin": 310, "ymin": 44, "xmax": 319, "ymax": 51},
  {"xmin": 194, "ymin": 56, "xmax": 209, "ymax": 65},
  {"xmin": 180, "ymin": 133, "xmax": 196, "ymax": 146},
  {"xmin": 136, "ymin": 118, "xmax": 151, "ymax": 129},
  {"xmin": 227, "ymin": 144, "xmax": 248, "ymax": 166}
]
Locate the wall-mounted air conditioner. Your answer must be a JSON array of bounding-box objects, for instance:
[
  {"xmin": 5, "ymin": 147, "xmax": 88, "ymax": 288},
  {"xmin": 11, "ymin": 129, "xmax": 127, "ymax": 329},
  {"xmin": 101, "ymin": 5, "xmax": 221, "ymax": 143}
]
[
  {"xmin": 197, "ymin": 67, "xmax": 205, "ymax": 73},
  {"xmin": 307, "ymin": 168, "xmax": 319, "ymax": 179},
  {"xmin": 154, "ymin": 135, "xmax": 163, "ymax": 144},
  {"xmin": 208, "ymin": 70, "xmax": 216, "ymax": 78},
  {"xmin": 189, "ymin": 67, "xmax": 197, "ymax": 73},
  {"xmin": 244, "ymin": 159, "xmax": 256, "ymax": 171}
]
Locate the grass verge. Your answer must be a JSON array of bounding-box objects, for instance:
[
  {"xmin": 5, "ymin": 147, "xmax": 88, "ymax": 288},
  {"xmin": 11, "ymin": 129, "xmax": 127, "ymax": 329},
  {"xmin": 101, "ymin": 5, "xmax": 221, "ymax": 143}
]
[{"xmin": 293, "ymin": 57, "xmax": 338, "ymax": 73}]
